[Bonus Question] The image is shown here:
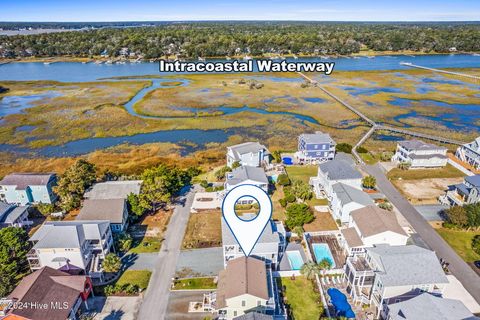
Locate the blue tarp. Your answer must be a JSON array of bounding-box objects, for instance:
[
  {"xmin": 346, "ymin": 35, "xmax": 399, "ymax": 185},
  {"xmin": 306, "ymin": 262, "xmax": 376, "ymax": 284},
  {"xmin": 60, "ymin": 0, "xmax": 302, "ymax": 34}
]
[
  {"xmin": 327, "ymin": 288, "xmax": 355, "ymax": 319},
  {"xmin": 282, "ymin": 157, "xmax": 293, "ymax": 165}
]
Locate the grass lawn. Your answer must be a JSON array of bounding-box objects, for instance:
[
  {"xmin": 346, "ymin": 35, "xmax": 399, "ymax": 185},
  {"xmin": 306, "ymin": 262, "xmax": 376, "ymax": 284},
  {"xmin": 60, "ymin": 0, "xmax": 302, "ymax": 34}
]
[
  {"xmin": 182, "ymin": 210, "xmax": 222, "ymax": 249},
  {"xmin": 304, "ymin": 211, "xmax": 338, "ymax": 232},
  {"xmin": 128, "ymin": 236, "xmax": 163, "ymax": 254},
  {"xmin": 359, "ymin": 152, "xmax": 378, "ymax": 165},
  {"xmin": 387, "ymin": 164, "xmax": 465, "ymax": 180},
  {"xmin": 116, "ymin": 270, "xmax": 152, "ymax": 291},
  {"xmin": 271, "ymin": 186, "xmax": 286, "ymax": 221},
  {"xmin": 172, "ymin": 277, "xmax": 217, "ymax": 290},
  {"xmin": 278, "ymin": 276, "xmax": 323, "ymax": 320},
  {"xmin": 437, "ymin": 228, "xmax": 480, "ymax": 262},
  {"xmin": 306, "ymin": 197, "xmax": 329, "ymax": 207},
  {"xmin": 285, "ymin": 165, "xmax": 317, "ymax": 183}
]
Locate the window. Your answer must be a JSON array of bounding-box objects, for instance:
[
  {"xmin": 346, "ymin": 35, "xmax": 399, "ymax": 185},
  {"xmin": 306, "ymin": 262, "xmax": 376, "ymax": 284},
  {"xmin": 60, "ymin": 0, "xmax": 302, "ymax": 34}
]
[
  {"xmin": 241, "ymin": 300, "xmax": 246, "ymax": 307},
  {"xmin": 233, "ymin": 311, "xmax": 237, "ymax": 317},
  {"xmin": 257, "ymin": 300, "xmax": 261, "ymax": 306}
]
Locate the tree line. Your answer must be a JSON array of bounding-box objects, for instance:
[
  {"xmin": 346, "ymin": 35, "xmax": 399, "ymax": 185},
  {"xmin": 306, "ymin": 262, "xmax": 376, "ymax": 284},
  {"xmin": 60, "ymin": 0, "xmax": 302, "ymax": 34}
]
[{"xmin": 1, "ymin": 22, "xmax": 480, "ymax": 59}]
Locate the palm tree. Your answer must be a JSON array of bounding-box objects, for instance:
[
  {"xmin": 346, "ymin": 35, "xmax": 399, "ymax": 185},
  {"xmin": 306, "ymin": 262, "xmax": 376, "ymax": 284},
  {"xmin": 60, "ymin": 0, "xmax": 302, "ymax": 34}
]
[
  {"xmin": 318, "ymin": 258, "xmax": 332, "ymax": 275},
  {"xmin": 300, "ymin": 262, "xmax": 321, "ymax": 280},
  {"xmin": 102, "ymin": 253, "xmax": 122, "ymax": 273},
  {"xmin": 362, "ymin": 175, "xmax": 376, "ymax": 190}
]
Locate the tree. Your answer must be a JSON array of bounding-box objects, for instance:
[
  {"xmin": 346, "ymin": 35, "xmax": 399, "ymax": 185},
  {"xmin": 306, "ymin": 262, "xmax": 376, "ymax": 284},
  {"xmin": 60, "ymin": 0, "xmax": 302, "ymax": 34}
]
[
  {"xmin": 472, "ymin": 235, "xmax": 480, "ymax": 255},
  {"xmin": 291, "ymin": 180, "xmax": 313, "ymax": 201},
  {"xmin": 127, "ymin": 193, "xmax": 144, "ymax": 218},
  {"xmin": 362, "ymin": 175, "xmax": 376, "ymax": 189},
  {"xmin": 464, "ymin": 203, "xmax": 480, "ymax": 229},
  {"xmin": 356, "ymin": 146, "xmax": 368, "ymax": 154},
  {"xmin": 276, "ymin": 173, "xmax": 291, "ymax": 186},
  {"xmin": 285, "ymin": 203, "xmax": 314, "ymax": 229},
  {"xmin": 231, "ymin": 161, "xmax": 241, "ymax": 169},
  {"xmin": 55, "ymin": 159, "xmax": 97, "ymax": 211},
  {"xmin": 300, "ymin": 262, "xmax": 321, "ymax": 280},
  {"xmin": 200, "ymin": 180, "xmax": 209, "ymax": 188},
  {"xmin": 102, "ymin": 253, "xmax": 122, "ymax": 273},
  {"xmin": 318, "ymin": 258, "xmax": 332, "ymax": 274},
  {"xmin": 336, "ymin": 143, "xmax": 352, "ymax": 154},
  {"xmin": 214, "ymin": 166, "xmax": 232, "ymax": 180},
  {"xmin": 35, "ymin": 203, "xmax": 55, "ymax": 217},
  {"xmin": 292, "ymin": 226, "xmax": 304, "ymax": 239},
  {"xmin": 115, "ymin": 233, "xmax": 133, "ymax": 253},
  {"xmin": 0, "ymin": 227, "xmax": 30, "ymax": 296},
  {"xmin": 446, "ymin": 205, "xmax": 468, "ymax": 227},
  {"xmin": 272, "ymin": 150, "xmax": 282, "ymax": 163}
]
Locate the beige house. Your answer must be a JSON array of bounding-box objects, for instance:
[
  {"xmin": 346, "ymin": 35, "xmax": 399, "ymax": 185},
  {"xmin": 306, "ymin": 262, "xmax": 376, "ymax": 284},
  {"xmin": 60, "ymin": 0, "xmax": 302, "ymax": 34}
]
[{"xmin": 215, "ymin": 257, "xmax": 276, "ymax": 320}]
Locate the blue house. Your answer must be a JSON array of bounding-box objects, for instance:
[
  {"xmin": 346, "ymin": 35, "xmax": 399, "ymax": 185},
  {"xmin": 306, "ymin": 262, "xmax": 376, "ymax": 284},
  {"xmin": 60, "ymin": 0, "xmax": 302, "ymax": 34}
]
[
  {"xmin": 296, "ymin": 131, "xmax": 336, "ymax": 164},
  {"xmin": 0, "ymin": 173, "xmax": 57, "ymax": 205}
]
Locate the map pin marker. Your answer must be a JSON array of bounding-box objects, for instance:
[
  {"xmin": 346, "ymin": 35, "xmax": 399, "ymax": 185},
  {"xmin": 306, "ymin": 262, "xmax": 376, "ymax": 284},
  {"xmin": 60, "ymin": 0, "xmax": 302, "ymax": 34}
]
[{"xmin": 222, "ymin": 184, "xmax": 272, "ymax": 257}]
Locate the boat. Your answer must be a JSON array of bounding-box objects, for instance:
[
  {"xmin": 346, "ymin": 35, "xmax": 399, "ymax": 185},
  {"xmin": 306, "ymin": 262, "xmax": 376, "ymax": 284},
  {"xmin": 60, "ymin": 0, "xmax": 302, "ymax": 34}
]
[
  {"xmin": 105, "ymin": 60, "xmax": 113, "ymax": 64},
  {"xmin": 243, "ymin": 55, "xmax": 252, "ymax": 61},
  {"xmin": 473, "ymin": 53, "xmax": 480, "ymax": 56},
  {"xmin": 94, "ymin": 60, "xmax": 103, "ymax": 64},
  {"xmin": 43, "ymin": 62, "xmax": 51, "ymax": 65},
  {"xmin": 293, "ymin": 55, "xmax": 298, "ymax": 59}
]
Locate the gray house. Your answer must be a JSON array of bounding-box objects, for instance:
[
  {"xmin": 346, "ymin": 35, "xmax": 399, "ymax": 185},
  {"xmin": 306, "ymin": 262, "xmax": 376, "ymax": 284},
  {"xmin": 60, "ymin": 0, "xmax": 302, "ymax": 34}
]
[
  {"xmin": 383, "ymin": 293, "xmax": 477, "ymax": 320},
  {"xmin": 456, "ymin": 136, "xmax": 480, "ymax": 171},
  {"xmin": 392, "ymin": 140, "xmax": 448, "ymax": 168},
  {"xmin": 226, "ymin": 142, "xmax": 271, "ymax": 168},
  {"xmin": 0, "ymin": 202, "xmax": 31, "ymax": 229},
  {"xmin": 225, "ymin": 166, "xmax": 269, "ymax": 195},
  {"xmin": 296, "ymin": 131, "xmax": 336, "ymax": 164},
  {"xmin": 76, "ymin": 198, "xmax": 129, "ymax": 233},
  {"xmin": 441, "ymin": 175, "xmax": 480, "ymax": 206},
  {"xmin": 0, "ymin": 173, "xmax": 57, "ymax": 205}
]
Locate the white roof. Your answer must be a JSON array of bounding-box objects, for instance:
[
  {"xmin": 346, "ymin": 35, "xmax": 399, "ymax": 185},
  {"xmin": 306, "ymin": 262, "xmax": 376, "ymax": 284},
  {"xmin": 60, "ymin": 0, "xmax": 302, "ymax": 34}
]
[{"xmin": 84, "ymin": 180, "xmax": 142, "ymax": 200}]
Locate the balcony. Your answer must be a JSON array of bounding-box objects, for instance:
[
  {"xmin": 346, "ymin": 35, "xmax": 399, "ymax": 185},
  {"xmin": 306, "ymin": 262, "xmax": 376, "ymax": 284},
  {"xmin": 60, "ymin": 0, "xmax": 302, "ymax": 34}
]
[
  {"xmin": 27, "ymin": 249, "xmax": 38, "ymax": 259},
  {"xmin": 347, "ymin": 255, "xmax": 373, "ymax": 273}
]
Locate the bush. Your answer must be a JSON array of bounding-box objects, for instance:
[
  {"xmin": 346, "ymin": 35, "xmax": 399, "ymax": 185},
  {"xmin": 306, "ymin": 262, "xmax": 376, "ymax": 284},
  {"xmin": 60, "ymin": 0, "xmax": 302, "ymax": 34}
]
[
  {"xmin": 336, "ymin": 143, "xmax": 353, "ymax": 154},
  {"xmin": 214, "ymin": 166, "xmax": 232, "ymax": 180},
  {"xmin": 277, "ymin": 173, "xmax": 291, "ymax": 186},
  {"xmin": 378, "ymin": 202, "xmax": 393, "ymax": 211},
  {"xmin": 35, "ymin": 203, "xmax": 56, "ymax": 217},
  {"xmin": 356, "ymin": 146, "xmax": 368, "ymax": 154},
  {"xmin": 285, "ymin": 203, "xmax": 314, "ymax": 229},
  {"xmin": 285, "ymin": 193, "xmax": 296, "ymax": 203},
  {"xmin": 200, "ymin": 180, "xmax": 210, "ymax": 188},
  {"xmin": 472, "ymin": 235, "xmax": 480, "ymax": 255},
  {"xmin": 115, "ymin": 232, "xmax": 133, "ymax": 253},
  {"xmin": 279, "ymin": 198, "xmax": 287, "ymax": 207}
]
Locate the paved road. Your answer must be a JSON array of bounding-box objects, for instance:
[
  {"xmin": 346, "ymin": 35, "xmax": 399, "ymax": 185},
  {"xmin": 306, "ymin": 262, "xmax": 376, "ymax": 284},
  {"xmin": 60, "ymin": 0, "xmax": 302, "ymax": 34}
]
[
  {"xmin": 137, "ymin": 185, "xmax": 197, "ymax": 320},
  {"xmin": 363, "ymin": 164, "xmax": 480, "ymax": 303}
]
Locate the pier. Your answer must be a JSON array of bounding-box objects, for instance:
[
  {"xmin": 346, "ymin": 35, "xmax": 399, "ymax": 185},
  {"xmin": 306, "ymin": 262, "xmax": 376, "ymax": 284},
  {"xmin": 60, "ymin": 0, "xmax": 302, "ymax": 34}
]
[{"xmin": 400, "ymin": 62, "xmax": 480, "ymax": 82}]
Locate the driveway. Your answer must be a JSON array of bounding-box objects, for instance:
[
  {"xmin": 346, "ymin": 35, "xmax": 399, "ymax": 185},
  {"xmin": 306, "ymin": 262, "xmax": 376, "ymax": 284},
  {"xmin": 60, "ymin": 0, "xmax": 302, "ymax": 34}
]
[
  {"xmin": 363, "ymin": 164, "xmax": 480, "ymax": 303},
  {"xmin": 137, "ymin": 185, "xmax": 198, "ymax": 320},
  {"xmin": 414, "ymin": 204, "xmax": 448, "ymax": 221},
  {"xmin": 122, "ymin": 253, "xmax": 158, "ymax": 271},
  {"xmin": 166, "ymin": 290, "xmax": 213, "ymax": 320},
  {"xmin": 90, "ymin": 296, "xmax": 141, "ymax": 320},
  {"xmin": 176, "ymin": 247, "xmax": 224, "ymax": 277}
]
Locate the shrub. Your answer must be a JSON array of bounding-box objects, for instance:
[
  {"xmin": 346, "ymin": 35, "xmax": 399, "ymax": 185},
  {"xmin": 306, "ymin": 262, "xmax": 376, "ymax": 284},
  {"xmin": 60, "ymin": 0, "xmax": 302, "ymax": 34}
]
[
  {"xmin": 378, "ymin": 202, "xmax": 393, "ymax": 211},
  {"xmin": 356, "ymin": 146, "xmax": 368, "ymax": 154},
  {"xmin": 277, "ymin": 173, "xmax": 291, "ymax": 186},
  {"xmin": 35, "ymin": 203, "xmax": 56, "ymax": 217},
  {"xmin": 285, "ymin": 203, "xmax": 314, "ymax": 229},
  {"xmin": 285, "ymin": 193, "xmax": 296, "ymax": 203},
  {"xmin": 279, "ymin": 198, "xmax": 287, "ymax": 207},
  {"xmin": 336, "ymin": 143, "xmax": 353, "ymax": 154},
  {"xmin": 200, "ymin": 180, "xmax": 210, "ymax": 188},
  {"xmin": 472, "ymin": 235, "xmax": 480, "ymax": 255},
  {"xmin": 214, "ymin": 166, "xmax": 232, "ymax": 180},
  {"xmin": 362, "ymin": 175, "xmax": 376, "ymax": 189}
]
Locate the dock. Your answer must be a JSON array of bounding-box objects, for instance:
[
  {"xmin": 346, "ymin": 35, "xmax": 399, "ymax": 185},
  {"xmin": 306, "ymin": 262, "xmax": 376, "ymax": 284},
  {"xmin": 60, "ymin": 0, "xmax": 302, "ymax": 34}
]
[{"xmin": 400, "ymin": 62, "xmax": 480, "ymax": 82}]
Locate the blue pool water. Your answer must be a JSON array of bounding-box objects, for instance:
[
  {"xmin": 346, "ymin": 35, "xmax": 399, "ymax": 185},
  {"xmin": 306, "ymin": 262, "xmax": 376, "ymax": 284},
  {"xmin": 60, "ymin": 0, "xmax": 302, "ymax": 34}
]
[
  {"xmin": 287, "ymin": 251, "xmax": 304, "ymax": 270},
  {"xmin": 312, "ymin": 243, "xmax": 336, "ymax": 268},
  {"xmin": 282, "ymin": 157, "xmax": 293, "ymax": 165}
]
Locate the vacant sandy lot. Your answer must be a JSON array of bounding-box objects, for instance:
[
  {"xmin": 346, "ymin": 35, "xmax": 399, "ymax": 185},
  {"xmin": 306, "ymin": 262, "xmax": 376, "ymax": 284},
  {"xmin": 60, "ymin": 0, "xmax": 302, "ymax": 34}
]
[{"xmin": 394, "ymin": 177, "xmax": 464, "ymax": 205}]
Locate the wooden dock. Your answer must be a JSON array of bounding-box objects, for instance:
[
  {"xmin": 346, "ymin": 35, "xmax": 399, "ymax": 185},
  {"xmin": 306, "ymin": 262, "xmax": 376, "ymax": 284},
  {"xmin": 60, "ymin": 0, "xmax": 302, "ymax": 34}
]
[{"xmin": 400, "ymin": 62, "xmax": 480, "ymax": 82}]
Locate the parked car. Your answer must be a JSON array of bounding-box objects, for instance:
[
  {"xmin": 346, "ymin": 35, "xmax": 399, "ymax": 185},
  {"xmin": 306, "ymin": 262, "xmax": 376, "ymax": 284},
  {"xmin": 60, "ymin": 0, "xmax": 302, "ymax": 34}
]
[{"xmin": 474, "ymin": 261, "xmax": 480, "ymax": 269}]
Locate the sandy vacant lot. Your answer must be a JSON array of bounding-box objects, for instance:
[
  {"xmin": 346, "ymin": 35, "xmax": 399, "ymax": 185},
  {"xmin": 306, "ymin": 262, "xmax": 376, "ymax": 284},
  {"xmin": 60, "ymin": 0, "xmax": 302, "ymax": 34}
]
[{"xmin": 394, "ymin": 177, "xmax": 464, "ymax": 205}]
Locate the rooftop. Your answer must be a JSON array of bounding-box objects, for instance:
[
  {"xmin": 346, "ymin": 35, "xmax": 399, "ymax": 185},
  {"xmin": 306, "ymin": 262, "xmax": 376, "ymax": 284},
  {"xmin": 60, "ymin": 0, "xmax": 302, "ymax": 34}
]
[
  {"xmin": 226, "ymin": 166, "xmax": 268, "ymax": 186},
  {"xmin": 76, "ymin": 198, "xmax": 126, "ymax": 224},
  {"xmin": 233, "ymin": 313, "xmax": 274, "ymax": 320},
  {"xmin": 84, "ymin": 180, "xmax": 142, "ymax": 200},
  {"xmin": 319, "ymin": 159, "xmax": 363, "ymax": 181},
  {"xmin": 387, "ymin": 293, "xmax": 477, "ymax": 320},
  {"xmin": 222, "ymin": 214, "xmax": 280, "ymax": 246},
  {"xmin": 341, "ymin": 227, "xmax": 364, "ymax": 248},
  {"xmin": 332, "ymin": 182, "xmax": 374, "ymax": 207},
  {"xmin": 216, "ymin": 257, "xmax": 269, "ymax": 309},
  {"xmin": 351, "ymin": 205, "xmax": 407, "ymax": 238},
  {"xmin": 0, "ymin": 203, "xmax": 28, "ymax": 224},
  {"xmin": 299, "ymin": 131, "xmax": 335, "ymax": 145},
  {"xmin": 0, "ymin": 173, "xmax": 55, "ymax": 190},
  {"xmin": 7, "ymin": 267, "xmax": 87, "ymax": 320},
  {"xmin": 399, "ymin": 139, "xmax": 446, "ymax": 152},
  {"xmin": 367, "ymin": 244, "xmax": 449, "ymax": 287},
  {"xmin": 228, "ymin": 142, "xmax": 269, "ymax": 160},
  {"xmin": 465, "ymin": 175, "xmax": 480, "ymax": 187}
]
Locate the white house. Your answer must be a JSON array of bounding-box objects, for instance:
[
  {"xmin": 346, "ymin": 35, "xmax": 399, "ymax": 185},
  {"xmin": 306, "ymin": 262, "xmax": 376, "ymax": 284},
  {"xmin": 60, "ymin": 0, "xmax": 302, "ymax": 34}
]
[
  {"xmin": 456, "ymin": 136, "xmax": 480, "ymax": 171},
  {"xmin": 225, "ymin": 166, "xmax": 269, "ymax": 195},
  {"xmin": 226, "ymin": 142, "xmax": 271, "ymax": 168},
  {"xmin": 27, "ymin": 220, "xmax": 113, "ymax": 279},
  {"xmin": 76, "ymin": 198, "xmax": 129, "ymax": 233},
  {"xmin": 344, "ymin": 244, "xmax": 449, "ymax": 318},
  {"xmin": 215, "ymin": 257, "xmax": 277, "ymax": 320},
  {"xmin": 222, "ymin": 215, "xmax": 286, "ymax": 269},
  {"xmin": 392, "ymin": 140, "xmax": 448, "ymax": 168},
  {"xmin": 341, "ymin": 205, "xmax": 409, "ymax": 255},
  {"xmin": 84, "ymin": 180, "xmax": 142, "ymax": 200},
  {"xmin": 330, "ymin": 182, "xmax": 374, "ymax": 224},
  {"xmin": 0, "ymin": 202, "xmax": 31, "ymax": 229},
  {"xmin": 383, "ymin": 293, "xmax": 477, "ymax": 320},
  {"xmin": 440, "ymin": 175, "xmax": 480, "ymax": 206},
  {"xmin": 310, "ymin": 158, "xmax": 363, "ymax": 200},
  {"xmin": 0, "ymin": 173, "xmax": 57, "ymax": 205}
]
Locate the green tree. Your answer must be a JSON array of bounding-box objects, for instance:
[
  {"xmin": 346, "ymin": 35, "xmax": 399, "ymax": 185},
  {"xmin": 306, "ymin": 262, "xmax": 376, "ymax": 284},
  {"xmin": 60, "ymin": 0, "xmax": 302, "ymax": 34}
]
[
  {"xmin": 35, "ymin": 203, "xmax": 55, "ymax": 217},
  {"xmin": 446, "ymin": 205, "xmax": 468, "ymax": 227},
  {"xmin": 472, "ymin": 235, "xmax": 480, "ymax": 255},
  {"xmin": 231, "ymin": 161, "xmax": 241, "ymax": 169},
  {"xmin": 362, "ymin": 175, "xmax": 376, "ymax": 189},
  {"xmin": 465, "ymin": 203, "xmax": 480, "ymax": 228},
  {"xmin": 291, "ymin": 180, "xmax": 313, "ymax": 201},
  {"xmin": 318, "ymin": 258, "xmax": 332, "ymax": 275},
  {"xmin": 276, "ymin": 173, "xmax": 291, "ymax": 186},
  {"xmin": 285, "ymin": 203, "xmax": 314, "ymax": 229},
  {"xmin": 115, "ymin": 233, "xmax": 133, "ymax": 253},
  {"xmin": 127, "ymin": 193, "xmax": 144, "ymax": 218},
  {"xmin": 356, "ymin": 146, "xmax": 368, "ymax": 154},
  {"xmin": 214, "ymin": 166, "xmax": 232, "ymax": 180},
  {"xmin": 300, "ymin": 262, "xmax": 321, "ymax": 280},
  {"xmin": 103, "ymin": 253, "xmax": 122, "ymax": 273},
  {"xmin": 292, "ymin": 226, "xmax": 304, "ymax": 239},
  {"xmin": 55, "ymin": 159, "xmax": 97, "ymax": 212},
  {"xmin": 336, "ymin": 143, "xmax": 353, "ymax": 154},
  {"xmin": 0, "ymin": 227, "xmax": 30, "ymax": 296},
  {"xmin": 200, "ymin": 180, "xmax": 209, "ymax": 188},
  {"xmin": 272, "ymin": 150, "xmax": 282, "ymax": 163}
]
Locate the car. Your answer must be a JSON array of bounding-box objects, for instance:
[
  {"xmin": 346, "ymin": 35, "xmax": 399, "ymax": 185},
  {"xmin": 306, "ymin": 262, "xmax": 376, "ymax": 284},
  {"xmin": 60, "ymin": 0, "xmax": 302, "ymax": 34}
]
[{"xmin": 474, "ymin": 261, "xmax": 480, "ymax": 269}]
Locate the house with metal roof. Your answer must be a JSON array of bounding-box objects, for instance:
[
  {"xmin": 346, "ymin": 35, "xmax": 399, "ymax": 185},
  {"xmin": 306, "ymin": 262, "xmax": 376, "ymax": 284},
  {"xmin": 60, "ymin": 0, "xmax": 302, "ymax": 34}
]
[
  {"xmin": 382, "ymin": 293, "xmax": 478, "ymax": 320},
  {"xmin": 0, "ymin": 173, "xmax": 57, "ymax": 205},
  {"xmin": 344, "ymin": 244, "xmax": 449, "ymax": 318},
  {"xmin": 221, "ymin": 214, "xmax": 286, "ymax": 269},
  {"xmin": 296, "ymin": 131, "xmax": 336, "ymax": 164},
  {"xmin": 27, "ymin": 220, "xmax": 113, "ymax": 279},
  {"xmin": 456, "ymin": 136, "xmax": 480, "ymax": 171},
  {"xmin": 341, "ymin": 205, "xmax": 409, "ymax": 255},
  {"xmin": 226, "ymin": 142, "xmax": 271, "ymax": 168},
  {"xmin": 214, "ymin": 257, "xmax": 277, "ymax": 320},
  {"xmin": 76, "ymin": 198, "xmax": 129, "ymax": 233},
  {"xmin": 0, "ymin": 202, "xmax": 31, "ymax": 229},
  {"xmin": 84, "ymin": 180, "xmax": 142, "ymax": 200},
  {"xmin": 0, "ymin": 266, "xmax": 93, "ymax": 320},
  {"xmin": 330, "ymin": 182, "xmax": 374, "ymax": 223},
  {"xmin": 310, "ymin": 158, "xmax": 363, "ymax": 200},
  {"xmin": 225, "ymin": 166, "xmax": 269, "ymax": 195},
  {"xmin": 392, "ymin": 140, "xmax": 448, "ymax": 168},
  {"xmin": 441, "ymin": 175, "xmax": 480, "ymax": 206}
]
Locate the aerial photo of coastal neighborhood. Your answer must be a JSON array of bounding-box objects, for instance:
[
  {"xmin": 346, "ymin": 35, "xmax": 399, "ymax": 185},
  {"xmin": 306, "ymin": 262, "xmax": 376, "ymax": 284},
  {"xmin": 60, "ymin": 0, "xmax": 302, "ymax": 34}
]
[{"xmin": 0, "ymin": 1, "xmax": 480, "ymax": 320}]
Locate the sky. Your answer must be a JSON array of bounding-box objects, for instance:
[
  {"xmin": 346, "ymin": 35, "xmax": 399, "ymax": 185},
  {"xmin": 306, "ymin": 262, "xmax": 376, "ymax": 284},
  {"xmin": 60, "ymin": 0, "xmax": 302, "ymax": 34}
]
[{"xmin": 2, "ymin": 0, "xmax": 480, "ymax": 22}]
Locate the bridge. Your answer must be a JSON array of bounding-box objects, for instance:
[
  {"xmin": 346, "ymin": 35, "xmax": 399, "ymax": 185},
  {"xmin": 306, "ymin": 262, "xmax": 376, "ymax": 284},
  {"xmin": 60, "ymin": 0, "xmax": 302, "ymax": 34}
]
[{"xmin": 400, "ymin": 62, "xmax": 480, "ymax": 82}]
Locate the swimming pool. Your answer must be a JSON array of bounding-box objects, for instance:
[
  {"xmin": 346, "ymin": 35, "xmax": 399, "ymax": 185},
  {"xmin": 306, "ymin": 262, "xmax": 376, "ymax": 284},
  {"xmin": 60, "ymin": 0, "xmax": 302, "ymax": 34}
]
[
  {"xmin": 312, "ymin": 243, "xmax": 336, "ymax": 268},
  {"xmin": 286, "ymin": 251, "xmax": 304, "ymax": 270}
]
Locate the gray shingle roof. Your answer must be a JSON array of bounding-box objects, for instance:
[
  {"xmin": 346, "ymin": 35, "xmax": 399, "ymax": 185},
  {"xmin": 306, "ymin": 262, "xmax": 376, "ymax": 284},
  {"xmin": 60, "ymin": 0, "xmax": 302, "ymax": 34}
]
[
  {"xmin": 399, "ymin": 139, "xmax": 446, "ymax": 151},
  {"xmin": 77, "ymin": 199, "xmax": 126, "ymax": 224},
  {"xmin": 84, "ymin": 180, "xmax": 142, "ymax": 200},
  {"xmin": 234, "ymin": 313, "xmax": 274, "ymax": 320},
  {"xmin": 222, "ymin": 214, "xmax": 280, "ymax": 246},
  {"xmin": 351, "ymin": 205, "xmax": 407, "ymax": 237},
  {"xmin": 226, "ymin": 166, "xmax": 268, "ymax": 186},
  {"xmin": 367, "ymin": 244, "xmax": 449, "ymax": 287},
  {"xmin": 387, "ymin": 293, "xmax": 477, "ymax": 320},
  {"xmin": 0, "ymin": 204, "xmax": 28, "ymax": 224},
  {"xmin": 0, "ymin": 173, "xmax": 55, "ymax": 190},
  {"xmin": 319, "ymin": 159, "xmax": 362, "ymax": 180},
  {"xmin": 228, "ymin": 142, "xmax": 270, "ymax": 161},
  {"xmin": 332, "ymin": 182, "xmax": 373, "ymax": 206},
  {"xmin": 465, "ymin": 175, "xmax": 480, "ymax": 187},
  {"xmin": 299, "ymin": 131, "xmax": 335, "ymax": 145}
]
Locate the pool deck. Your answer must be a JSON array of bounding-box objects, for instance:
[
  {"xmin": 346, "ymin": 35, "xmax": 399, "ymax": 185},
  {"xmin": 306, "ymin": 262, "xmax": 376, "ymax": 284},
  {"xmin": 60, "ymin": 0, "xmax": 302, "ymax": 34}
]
[
  {"xmin": 307, "ymin": 235, "xmax": 346, "ymax": 268},
  {"xmin": 279, "ymin": 242, "xmax": 308, "ymax": 271}
]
